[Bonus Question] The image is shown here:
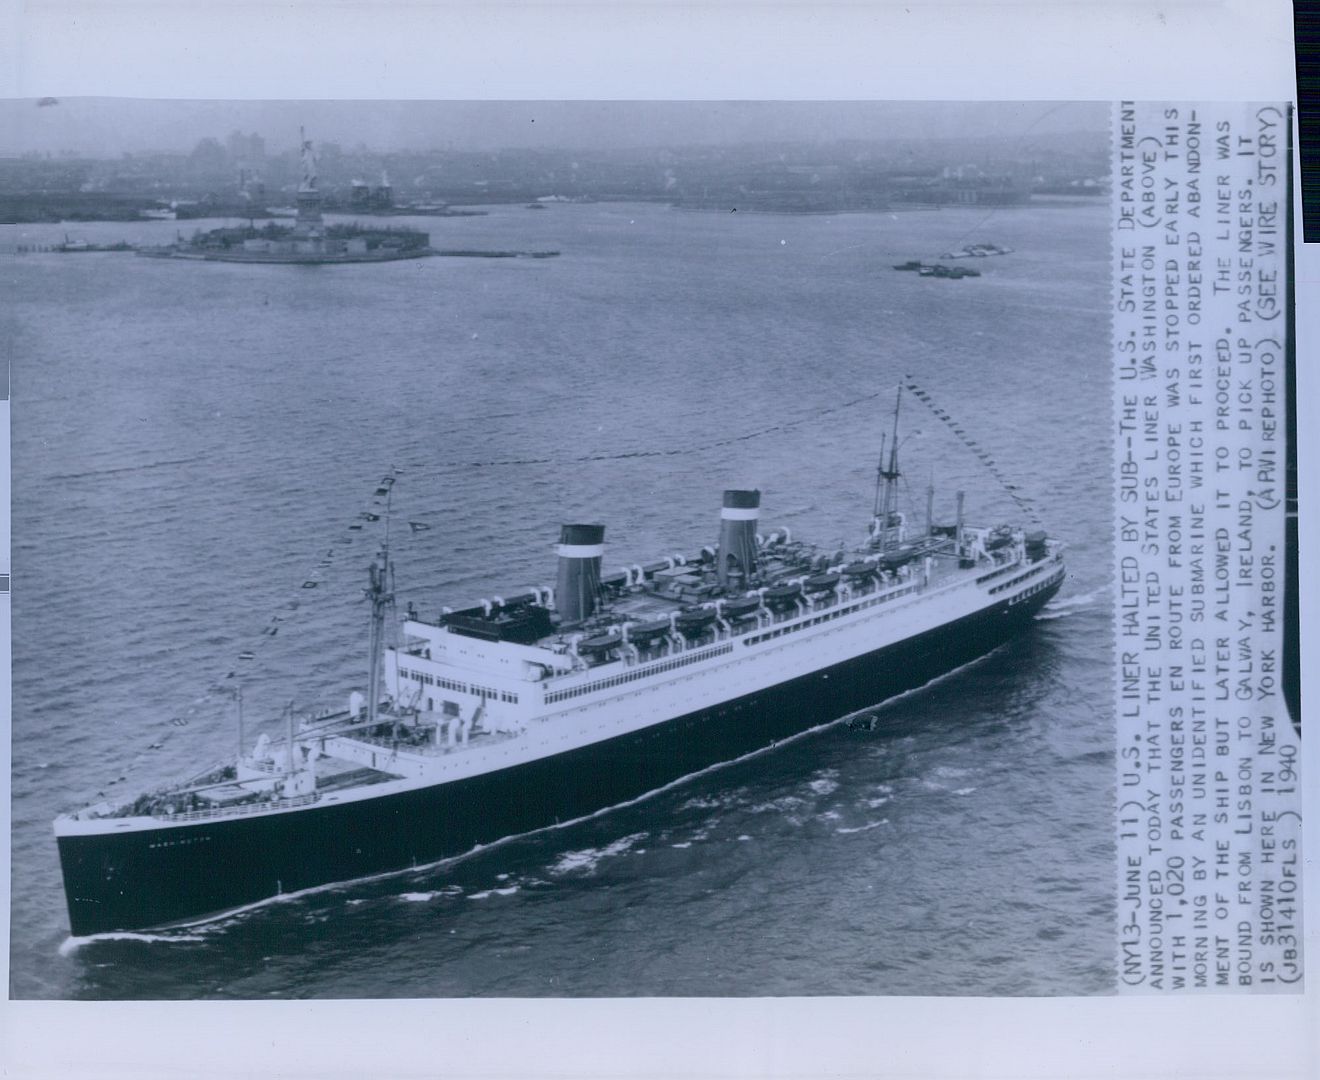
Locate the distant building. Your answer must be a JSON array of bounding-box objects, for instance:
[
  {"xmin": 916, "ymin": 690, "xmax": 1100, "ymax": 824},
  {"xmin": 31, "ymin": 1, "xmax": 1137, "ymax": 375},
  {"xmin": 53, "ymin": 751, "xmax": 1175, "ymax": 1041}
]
[
  {"xmin": 226, "ymin": 131, "xmax": 266, "ymax": 163},
  {"xmin": 349, "ymin": 171, "xmax": 396, "ymax": 211},
  {"xmin": 235, "ymin": 166, "xmax": 265, "ymax": 202}
]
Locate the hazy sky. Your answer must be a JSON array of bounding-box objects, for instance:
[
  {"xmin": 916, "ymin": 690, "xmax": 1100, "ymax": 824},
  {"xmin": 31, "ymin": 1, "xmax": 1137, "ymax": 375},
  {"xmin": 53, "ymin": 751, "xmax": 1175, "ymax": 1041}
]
[{"xmin": 0, "ymin": 99, "xmax": 1106, "ymax": 157}]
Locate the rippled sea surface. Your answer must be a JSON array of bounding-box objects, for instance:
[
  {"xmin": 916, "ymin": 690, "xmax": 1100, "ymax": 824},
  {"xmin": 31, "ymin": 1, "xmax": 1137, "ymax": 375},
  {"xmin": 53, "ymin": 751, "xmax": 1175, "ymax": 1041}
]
[{"xmin": 10, "ymin": 199, "xmax": 1113, "ymax": 998}]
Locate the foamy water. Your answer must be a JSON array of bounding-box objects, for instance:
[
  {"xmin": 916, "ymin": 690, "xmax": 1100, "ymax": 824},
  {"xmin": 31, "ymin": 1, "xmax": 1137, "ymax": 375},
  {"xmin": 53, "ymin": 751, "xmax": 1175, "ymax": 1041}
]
[{"xmin": 547, "ymin": 833, "xmax": 649, "ymax": 876}]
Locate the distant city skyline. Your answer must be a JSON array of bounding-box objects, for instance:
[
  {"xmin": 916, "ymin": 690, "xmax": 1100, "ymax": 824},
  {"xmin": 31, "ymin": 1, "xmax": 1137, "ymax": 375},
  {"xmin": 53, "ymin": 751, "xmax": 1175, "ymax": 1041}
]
[{"xmin": 1, "ymin": 99, "xmax": 1107, "ymax": 158}]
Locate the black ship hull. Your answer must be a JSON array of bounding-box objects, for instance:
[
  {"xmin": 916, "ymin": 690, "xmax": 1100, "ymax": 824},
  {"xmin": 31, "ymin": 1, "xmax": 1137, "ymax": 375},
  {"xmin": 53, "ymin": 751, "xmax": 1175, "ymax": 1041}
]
[{"xmin": 58, "ymin": 577, "xmax": 1061, "ymax": 936}]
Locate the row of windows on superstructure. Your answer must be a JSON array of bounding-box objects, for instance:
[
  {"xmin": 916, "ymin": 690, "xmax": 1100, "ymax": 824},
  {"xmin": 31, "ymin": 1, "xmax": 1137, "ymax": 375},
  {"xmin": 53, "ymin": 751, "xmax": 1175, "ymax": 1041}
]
[
  {"xmin": 988, "ymin": 567, "xmax": 1042, "ymax": 595},
  {"xmin": 544, "ymin": 642, "xmax": 735, "ymax": 704},
  {"xmin": 398, "ymin": 668, "xmax": 467, "ymax": 693},
  {"xmin": 743, "ymin": 583, "xmax": 919, "ymax": 646},
  {"xmin": 1007, "ymin": 576, "xmax": 1057, "ymax": 604},
  {"xmin": 975, "ymin": 562, "xmax": 1019, "ymax": 586},
  {"xmin": 398, "ymin": 667, "xmax": 518, "ymax": 704}
]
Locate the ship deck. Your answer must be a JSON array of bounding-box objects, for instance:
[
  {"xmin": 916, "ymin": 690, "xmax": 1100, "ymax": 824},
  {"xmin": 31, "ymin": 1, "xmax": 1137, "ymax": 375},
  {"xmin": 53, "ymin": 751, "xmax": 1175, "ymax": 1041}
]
[
  {"xmin": 553, "ymin": 538, "xmax": 962, "ymax": 635},
  {"xmin": 71, "ymin": 753, "xmax": 402, "ymax": 823},
  {"xmin": 314, "ymin": 755, "xmax": 401, "ymax": 791}
]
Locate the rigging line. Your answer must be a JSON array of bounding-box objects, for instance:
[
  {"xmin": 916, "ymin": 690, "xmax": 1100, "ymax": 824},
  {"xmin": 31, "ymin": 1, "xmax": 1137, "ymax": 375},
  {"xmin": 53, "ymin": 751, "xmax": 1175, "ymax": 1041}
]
[
  {"xmin": 417, "ymin": 387, "xmax": 894, "ymax": 471},
  {"xmin": 929, "ymin": 101, "xmax": 1074, "ymax": 259}
]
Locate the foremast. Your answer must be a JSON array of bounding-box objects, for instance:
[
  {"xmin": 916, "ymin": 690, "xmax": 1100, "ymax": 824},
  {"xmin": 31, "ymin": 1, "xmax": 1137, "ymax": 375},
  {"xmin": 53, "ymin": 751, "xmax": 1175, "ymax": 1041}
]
[
  {"xmin": 871, "ymin": 384, "xmax": 904, "ymax": 551},
  {"xmin": 365, "ymin": 539, "xmax": 395, "ymax": 729},
  {"xmin": 363, "ymin": 475, "xmax": 398, "ymax": 730}
]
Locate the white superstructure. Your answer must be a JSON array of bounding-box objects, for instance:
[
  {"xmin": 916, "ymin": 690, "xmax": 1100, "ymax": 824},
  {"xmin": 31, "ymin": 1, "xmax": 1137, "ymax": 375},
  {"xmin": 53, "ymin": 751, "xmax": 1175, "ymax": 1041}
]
[{"xmin": 303, "ymin": 522, "xmax": 1065, "ymax": 788}]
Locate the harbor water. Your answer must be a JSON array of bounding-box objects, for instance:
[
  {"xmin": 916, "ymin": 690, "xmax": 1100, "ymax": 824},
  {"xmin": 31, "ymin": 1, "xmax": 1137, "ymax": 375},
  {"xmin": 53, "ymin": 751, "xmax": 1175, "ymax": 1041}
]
[{"xmin": 10, "ymin": 199, "xmax": 1114, "ymax": 998}]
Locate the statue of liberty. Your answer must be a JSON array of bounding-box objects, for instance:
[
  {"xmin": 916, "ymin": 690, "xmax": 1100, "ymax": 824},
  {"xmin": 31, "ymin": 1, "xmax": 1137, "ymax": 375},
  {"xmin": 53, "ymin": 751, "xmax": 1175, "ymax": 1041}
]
[
  {"xmin": 294, "ymin": 126, "xmax": 324, "ymax": 235},
  {"xmin": 299, "ymin": 126, "xmax": 318, "ymax": 192}
]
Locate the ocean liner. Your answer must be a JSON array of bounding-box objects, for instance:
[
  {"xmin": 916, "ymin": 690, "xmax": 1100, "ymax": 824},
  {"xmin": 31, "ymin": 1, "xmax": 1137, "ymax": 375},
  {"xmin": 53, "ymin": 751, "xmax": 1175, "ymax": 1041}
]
[{"xmin": 55, "ymin": 390, "xmax": 1065, "ymax": 937}]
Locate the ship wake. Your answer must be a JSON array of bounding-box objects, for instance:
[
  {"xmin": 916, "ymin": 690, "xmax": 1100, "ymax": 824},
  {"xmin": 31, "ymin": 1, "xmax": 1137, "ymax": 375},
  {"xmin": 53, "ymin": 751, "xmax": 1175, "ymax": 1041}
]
[
  {"xmin": 1035, "ymin": 587, "xmax": 1104, "ymax": 620},
  {"xmin": 58, "ymin": 930, "xmax": 207, "ymax": 955},
  {"xmin": 547, "ymin": 832, "xmax": 649, "ymax": 876}
]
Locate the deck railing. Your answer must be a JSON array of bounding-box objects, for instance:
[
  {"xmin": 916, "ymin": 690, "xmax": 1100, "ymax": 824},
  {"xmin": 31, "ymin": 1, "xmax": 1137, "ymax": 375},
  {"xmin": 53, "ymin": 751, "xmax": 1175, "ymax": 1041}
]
[{"xmin": 154, "ymin": 791, "xmax": 319, "ymax": 823}]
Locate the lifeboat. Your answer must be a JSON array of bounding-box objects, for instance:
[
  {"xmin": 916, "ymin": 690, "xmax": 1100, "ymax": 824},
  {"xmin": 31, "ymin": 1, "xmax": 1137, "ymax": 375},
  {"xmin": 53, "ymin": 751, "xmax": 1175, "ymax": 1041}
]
[
  {"xmin": 842, "ymin": 561, "xmax": 877, "ymax": 580},
  {"xmin": 721, "ymin": 595, "xmax": 762, "ymax": 620},
  {"xmin": 578, "ymin": 631, "xmax": 622, "ymax": 655},
  {"xmin": 675, "ymin": 608, "xmax": 717, "ymax": 636},
  {"xmin": 763, "ymin": 583, "xmax": 802, "ymax": 608},
  {"xmin": 627, "ymin": 618, "xmax": 673, "ymax": 643},
  {"xmin": 803, "ymin": 572, "xmax": 840, "ymax": 593}
]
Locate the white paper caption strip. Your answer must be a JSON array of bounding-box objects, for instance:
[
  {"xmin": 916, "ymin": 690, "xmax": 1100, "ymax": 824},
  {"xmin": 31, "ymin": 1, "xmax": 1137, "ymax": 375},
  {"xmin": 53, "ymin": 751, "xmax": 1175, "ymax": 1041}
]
[{"xmin": 1112, "ymin": 101, "xmax": 1300, "ymax": 993}]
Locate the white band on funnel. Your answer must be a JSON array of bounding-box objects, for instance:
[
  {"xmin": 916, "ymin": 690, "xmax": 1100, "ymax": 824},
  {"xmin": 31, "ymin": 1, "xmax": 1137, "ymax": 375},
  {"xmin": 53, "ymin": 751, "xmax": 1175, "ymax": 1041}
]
[
  {"xmin": 720, "ymin": 507, "xmax": 760, "ymax": 521},
  {"xmin": 557, "ymin": 543, "xmax": 605, "ymax": 558}
]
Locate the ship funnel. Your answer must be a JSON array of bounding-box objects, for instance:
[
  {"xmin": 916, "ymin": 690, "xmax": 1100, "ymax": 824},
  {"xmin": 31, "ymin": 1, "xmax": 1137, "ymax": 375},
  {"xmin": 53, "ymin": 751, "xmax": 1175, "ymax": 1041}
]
[
  {"xmin": 717, "ymin": 489, "xmax": 760, "ymax": 587},
  {"xmin": 555, "ymin": 523, "xmax": 605, "ymax": 625}
]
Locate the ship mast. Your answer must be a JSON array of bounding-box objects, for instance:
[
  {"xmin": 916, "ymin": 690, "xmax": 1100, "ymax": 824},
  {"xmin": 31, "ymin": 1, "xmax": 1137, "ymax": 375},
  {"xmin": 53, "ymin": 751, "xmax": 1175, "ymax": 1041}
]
[
  {"xmin": 871, "ymin": 434, "xmax": 887, "ymax": 521},
  {"xmin": 364, "ymin": 492, "xmax": 395, "ymax": 730},
  {"xmin": 873, "ymin": 384, "xmax": 903, "ymax": 551}
]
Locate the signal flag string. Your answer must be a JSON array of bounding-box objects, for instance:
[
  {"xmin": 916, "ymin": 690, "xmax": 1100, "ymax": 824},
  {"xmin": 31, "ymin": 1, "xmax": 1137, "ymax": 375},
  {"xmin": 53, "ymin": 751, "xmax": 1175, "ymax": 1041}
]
[
  {"xmin": 902, "ymin": 375, "xmax": 1044, "ymax": 528},
  {"xmin": 124, "ymin": 469, "xmax": 400, "ymax": 768}
]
